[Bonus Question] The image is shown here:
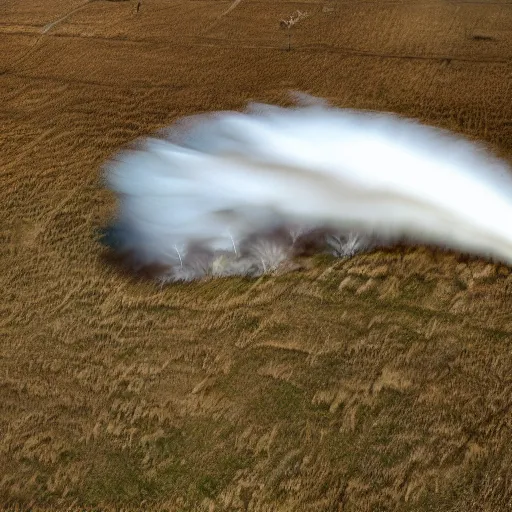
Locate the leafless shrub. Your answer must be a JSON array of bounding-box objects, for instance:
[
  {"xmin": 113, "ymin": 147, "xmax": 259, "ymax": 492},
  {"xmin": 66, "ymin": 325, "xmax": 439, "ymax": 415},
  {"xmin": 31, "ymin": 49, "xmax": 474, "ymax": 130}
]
[
  {"xmin": 326, "ymin": 232, "xmax": 370, "ymax": 258},
  {"xmin": 146, "ymin": 228, "xmax": 375, "ymax": 283}
]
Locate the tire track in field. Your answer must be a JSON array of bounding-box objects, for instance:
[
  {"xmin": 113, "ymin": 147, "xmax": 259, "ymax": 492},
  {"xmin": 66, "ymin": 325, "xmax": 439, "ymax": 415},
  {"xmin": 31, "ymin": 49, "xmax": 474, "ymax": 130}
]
[
  {"xmin": 41, "ymin": 1, "xmax": 95, "ymax": 34},
  {"xmin": 5, "ymin": 32, "xmax": 511, "ymax": 69},
  {"xmin": 203, "ymin": 0, "xmax": 245, "ymax": 33},
  {"xmin": 1, "ymin": 0, "xmax": 94, "ymax": 75}
]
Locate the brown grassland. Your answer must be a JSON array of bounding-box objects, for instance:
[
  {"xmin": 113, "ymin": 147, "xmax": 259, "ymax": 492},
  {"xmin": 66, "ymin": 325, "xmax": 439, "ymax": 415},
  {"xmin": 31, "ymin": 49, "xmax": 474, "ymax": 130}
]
[{"xmin": 2, "ymin": 0, "xmax": 512, "ymax": 510}]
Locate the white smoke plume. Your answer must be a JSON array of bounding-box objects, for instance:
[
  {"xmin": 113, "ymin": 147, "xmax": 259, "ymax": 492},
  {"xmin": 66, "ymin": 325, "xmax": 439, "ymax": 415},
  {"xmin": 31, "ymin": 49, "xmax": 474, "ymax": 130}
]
[{"xmin": 103, "ymin": 94, "xmax": 512, "ymax": 282}]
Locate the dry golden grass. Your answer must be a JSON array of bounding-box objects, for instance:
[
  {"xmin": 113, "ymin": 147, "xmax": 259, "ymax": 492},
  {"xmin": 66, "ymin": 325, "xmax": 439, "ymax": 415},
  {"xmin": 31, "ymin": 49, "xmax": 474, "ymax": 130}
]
[{"xmin": 2, "ymin": 0, "xmax": 512, "ymax": 510}]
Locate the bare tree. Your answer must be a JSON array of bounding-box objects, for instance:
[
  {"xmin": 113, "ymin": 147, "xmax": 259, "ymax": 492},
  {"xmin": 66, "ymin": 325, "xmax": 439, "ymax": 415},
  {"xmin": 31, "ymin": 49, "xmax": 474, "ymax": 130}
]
[{"xmin": 279, "ymin": 10, "xmax": 309, "ymax": 51}]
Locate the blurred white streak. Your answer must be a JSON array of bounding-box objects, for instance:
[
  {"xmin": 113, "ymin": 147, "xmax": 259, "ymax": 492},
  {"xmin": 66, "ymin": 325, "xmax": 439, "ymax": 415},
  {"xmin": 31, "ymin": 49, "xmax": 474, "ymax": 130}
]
[{"xmin": 104, "ymin": 95, "xmax": 512, "ymax": 281}]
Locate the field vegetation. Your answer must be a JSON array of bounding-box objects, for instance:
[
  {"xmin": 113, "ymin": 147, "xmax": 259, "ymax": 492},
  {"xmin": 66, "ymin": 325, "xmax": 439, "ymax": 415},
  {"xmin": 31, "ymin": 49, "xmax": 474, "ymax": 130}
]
[{"xmin": 2, "ymin": 0, "xmax": 512, "ymax": 509}]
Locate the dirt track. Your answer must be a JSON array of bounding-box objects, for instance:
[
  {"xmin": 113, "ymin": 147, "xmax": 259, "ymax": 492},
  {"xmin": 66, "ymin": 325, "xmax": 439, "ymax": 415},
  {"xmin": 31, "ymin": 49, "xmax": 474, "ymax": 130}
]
[{"xmin": 2, "ymin": 0, "xmax": 512, "ymax": 510}]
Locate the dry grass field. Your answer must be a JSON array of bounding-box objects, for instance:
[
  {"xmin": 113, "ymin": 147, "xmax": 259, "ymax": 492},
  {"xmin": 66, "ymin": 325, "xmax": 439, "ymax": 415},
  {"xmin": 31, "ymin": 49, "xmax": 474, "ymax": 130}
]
[{"xmin": 2, "ymin": 0, "xmax": 512, "ymax": 510}]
